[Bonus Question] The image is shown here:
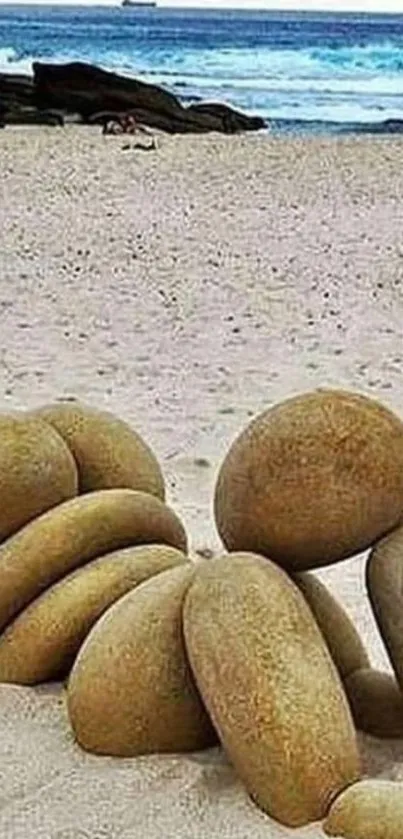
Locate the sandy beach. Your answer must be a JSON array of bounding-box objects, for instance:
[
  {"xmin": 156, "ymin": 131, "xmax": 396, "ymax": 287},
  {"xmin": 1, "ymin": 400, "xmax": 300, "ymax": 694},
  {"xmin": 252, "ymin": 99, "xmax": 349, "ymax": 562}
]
[{"xmin": 1, "ymin": 124, "xmax": 403, "ymax": 837}]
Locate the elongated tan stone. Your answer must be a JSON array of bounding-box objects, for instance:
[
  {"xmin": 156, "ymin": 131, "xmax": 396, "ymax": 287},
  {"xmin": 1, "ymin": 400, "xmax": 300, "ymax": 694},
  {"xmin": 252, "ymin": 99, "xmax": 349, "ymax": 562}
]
[
  {"xmin": 366, "ymin": 525, "xmax": 403, "ymax": 690},
  {"xmin": 294, "ymin": 572, "xmax": 370, "ymax": 680},
  {"xmin": 183, "ymin": 552, "xmax": 360, "ymax": 828},
  {"xmin": 68, "ymin": 564, "xmax": 216, "ymax": 756},
  {"xmin": 0, "ymin": 488, "xmax": 187, "ymax": 633},
  {"xmin": 324, "ymin": 779, "xmax": 403, "ymax": 838},
  {"xmin": 0, "ymin": 412, "xmax": 78, "ymax": 541},
  {"xmin": 32, "ymin": 400, "xmax": 165, "ymax": 499},
  {"xmin": 0, "ymin": 544, "xmax": 187, "ymax": 685},
  {"xmin": 344, "ymin": 668, "xmax": 403, "ymax": 738},
  {"xmin": 214, "ymin": 390, "xmax": 403, "ymax": 571}
]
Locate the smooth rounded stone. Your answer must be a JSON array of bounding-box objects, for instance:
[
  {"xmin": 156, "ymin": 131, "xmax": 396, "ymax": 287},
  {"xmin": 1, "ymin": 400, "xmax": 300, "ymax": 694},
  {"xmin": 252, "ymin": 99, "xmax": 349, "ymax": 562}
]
[
  {"xmin": 0, "ymin": 412, "xmax": 78, "ymax": 542},
  {"xmin": 366, "ymin": 525, "xmax": 403, "ymax": 690},
  {"xmin": 214, "ymin": 389, "xmax": 403, "ymax": 571},
  {"xmin": 67, "ymin": 564, "xmax": 216, "ymax": 756},
  {"xmin": 0, "ymin": 544, "xmax": 187, "ymax": 685},
  {"xmin": 183, "ymin": 552, "xmax": 360, "ymax": 828},
  {"xmin": 294, "ymin": 572, "xmax": 370, "ymax": 680},
  {"xmin": 31, "ymin": 400, "xmax": 165, "ymax": 500},
  {"xmin": 344, "ymin": 668, "xmax": 403, "ymax": 738},
  {"xmin": 324, "ymin": 779, "xmax": 403, "ymax": 838},
  {"xmin": 0, "ymin": 488, "xmax": 187, "ymax": 633}
]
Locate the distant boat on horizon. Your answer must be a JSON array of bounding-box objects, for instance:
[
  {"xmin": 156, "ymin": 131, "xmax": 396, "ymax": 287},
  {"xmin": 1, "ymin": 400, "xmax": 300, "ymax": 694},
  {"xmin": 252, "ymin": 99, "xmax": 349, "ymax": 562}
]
[{"xmin": 121, "ymin": 0, "xmax": 157, "ymax": 7}]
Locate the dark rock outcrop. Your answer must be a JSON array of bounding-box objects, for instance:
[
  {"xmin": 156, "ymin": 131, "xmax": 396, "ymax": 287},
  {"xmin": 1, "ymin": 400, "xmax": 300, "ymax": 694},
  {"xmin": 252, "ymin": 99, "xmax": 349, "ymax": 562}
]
[
  {"xmin": 0, "ymin": 73, "xmax": 35, "ymax": 127},
  {"xmin": 1, "ymin": 105, "xmax": 64, "ymax": 127},
  {"xmin": 188, "ymin": 102, "xmax": 265, "ymax": 133},
  {"xmin": 0, "ymin": 61, "xmax": 265, "ymax": 133},
  {"xmin": 31, "ymin": 61, "xmax": 265, "ymax": 134},
  {"xmin": 0, "ymin": 73, "xmax": 34, "ymax": 109},
  {"xmin": 339, "ymin": 118, "xmax": 403, "ymax": 136},
  {"xmin": 369, "ymin": 118, "xmax": 403, "ymax": 134}
]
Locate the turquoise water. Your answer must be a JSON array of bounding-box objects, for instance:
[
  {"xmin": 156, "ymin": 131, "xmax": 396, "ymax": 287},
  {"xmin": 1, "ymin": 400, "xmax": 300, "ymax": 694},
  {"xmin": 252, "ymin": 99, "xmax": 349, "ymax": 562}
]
[{"xmin": 1, "ymin": 5, "xmax": 403, "ymax": 132}]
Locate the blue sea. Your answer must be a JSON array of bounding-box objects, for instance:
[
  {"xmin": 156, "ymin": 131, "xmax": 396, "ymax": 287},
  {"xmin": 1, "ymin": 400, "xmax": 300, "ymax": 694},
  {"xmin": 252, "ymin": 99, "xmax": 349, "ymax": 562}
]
[{"xmin": 1, "ymin": 4, "xmax": 403, "ymax": 133}]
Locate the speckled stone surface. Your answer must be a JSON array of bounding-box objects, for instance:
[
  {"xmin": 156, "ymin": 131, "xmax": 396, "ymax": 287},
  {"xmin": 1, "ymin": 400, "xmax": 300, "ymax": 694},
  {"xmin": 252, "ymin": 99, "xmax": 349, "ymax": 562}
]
[
  {"xmin": 366, "ymin": 525, "xmax": 403, "ymax": 690},
  {"xmin": 68, "ymin": 564, "xmax": 215, "ymax": 756},
  {"xmin": 0, "ymin": 488, "xmax": 187, "ymax": 633},
  {"xmin": 0, "ymin": 544, "xmax": 187, "ymax": 685},
  {"xmin": 0, "ymin": 412, "xmax": 78, "ymax": 541},
  {"xmin": 294, "ymin": 572, "xmax": 370, "ymax": 680},
  {"xmin": 324, "ymin": 779, "xmax": 403, "ymax": 838},
  {"xmin": 215, "ymin": 390, "xmax": 403, "ymax": 571},
  {"xmin": 183, "ymin": 552, "xmax": 360, "ymax": 828},
  {"xmin": 344, "ymin": 668, "xmax": 403, "ymax": 739},
  {"xmin": 32, "ymin": 400, "xmax": 165, "ymax": 499}
]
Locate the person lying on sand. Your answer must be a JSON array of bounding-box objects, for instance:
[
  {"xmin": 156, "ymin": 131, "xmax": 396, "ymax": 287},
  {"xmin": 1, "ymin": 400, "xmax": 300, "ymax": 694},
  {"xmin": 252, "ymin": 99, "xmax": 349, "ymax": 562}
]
[
  {"xmin": 102, "ymin": 113, "xmax": 152, "ymax": 136},
  {"xmin": 102, "ymin": 113, "xmax": 156, "ymax": 149}
]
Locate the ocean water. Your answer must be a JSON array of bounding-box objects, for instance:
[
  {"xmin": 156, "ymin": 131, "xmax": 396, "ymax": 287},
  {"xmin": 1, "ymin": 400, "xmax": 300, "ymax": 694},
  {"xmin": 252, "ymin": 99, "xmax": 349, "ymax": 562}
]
[{"xmin": 1, "ymin": 4, "xmax": 403, "ymax": 133}]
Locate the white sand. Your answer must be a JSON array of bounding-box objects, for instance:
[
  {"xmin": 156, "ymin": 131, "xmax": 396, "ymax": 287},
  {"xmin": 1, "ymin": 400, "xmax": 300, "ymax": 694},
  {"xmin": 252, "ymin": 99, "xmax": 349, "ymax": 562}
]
[{"xmin": 1, "ymin": 125, "xmax": 403, "ymax": 837}]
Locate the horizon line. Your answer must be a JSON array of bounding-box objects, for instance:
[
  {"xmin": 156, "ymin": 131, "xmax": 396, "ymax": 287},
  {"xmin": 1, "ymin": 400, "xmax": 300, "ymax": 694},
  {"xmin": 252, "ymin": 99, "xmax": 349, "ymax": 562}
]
[
  {"xmin": 1, "ymin": 1, "xmax": 402, "ymax": 11},
  {"xmin": 1, "ymin": 0, "xmax": 403, "ymax": 11}
]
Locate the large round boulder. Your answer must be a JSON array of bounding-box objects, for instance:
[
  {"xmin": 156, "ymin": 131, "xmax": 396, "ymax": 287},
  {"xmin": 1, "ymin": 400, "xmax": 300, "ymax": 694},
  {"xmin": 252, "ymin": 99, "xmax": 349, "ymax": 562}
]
[
  {"xmin": 31, "ymin": 400, "xmax": 165, "ymax": 500},
  {"xmin": 0, "ymin": 544, "xmax": 187, "ymax": 685},
  {"xmin": 0, "ymin": 488, "xmax": 187, "ymax": 633},
  {"xmin": 366, "ymin": 524, "xmax": 403, "ymax": 690},
  {"xmin": 324, "ymin": 779, "xmax": 403, "ymax": 838},
  {"xmin": 67, "ymin": 564, "xmax": 215, "ymax": 756},
  {"xmin": 214, "ymin": 389, "xmax": 403, "ymax": 571},
  {"xmin": 183, "ymin": 552, "xmax": 360, "ymax": 827},
  {"xmin": 0, "ymin": 412, "xmax": 78, "ymax": 541},
  {"xmin": 344, "ymin": 668, "xmax": 403, "ymax": 739},
  {"xmin": 294, "ymin": 572, "xmax": 369, "ymax": 680}
]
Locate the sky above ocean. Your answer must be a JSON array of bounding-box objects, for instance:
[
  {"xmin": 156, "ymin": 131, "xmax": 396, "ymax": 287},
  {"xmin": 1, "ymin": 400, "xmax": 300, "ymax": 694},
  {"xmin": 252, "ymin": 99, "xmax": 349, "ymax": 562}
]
[{"xmin": 0, "ymin": 1, "xmax": 402, "ymax": 9}]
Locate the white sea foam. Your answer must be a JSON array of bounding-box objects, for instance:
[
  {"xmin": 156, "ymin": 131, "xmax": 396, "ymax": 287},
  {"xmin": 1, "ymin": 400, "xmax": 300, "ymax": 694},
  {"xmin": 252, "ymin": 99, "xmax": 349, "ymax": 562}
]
[
  {"xmin": 0, "ymin": 47, "xmax": 40, "ymax": 75},
  {"xmin": 1, "ymin": 17, "xmax": 403, "ymax": 129}
]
